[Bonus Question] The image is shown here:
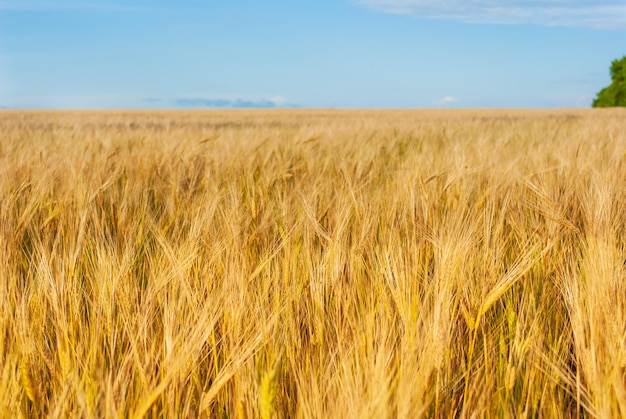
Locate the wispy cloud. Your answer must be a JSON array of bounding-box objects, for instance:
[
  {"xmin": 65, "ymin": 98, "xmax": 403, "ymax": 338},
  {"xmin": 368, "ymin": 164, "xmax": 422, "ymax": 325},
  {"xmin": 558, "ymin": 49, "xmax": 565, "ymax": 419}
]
[
  {"xmin": 147, "ymin": 97, "xmax": 298, "ymax": 109},
  {"xmin": 357, "ymin": 0, "xmax": 626, "ymax": 29},
  {"xmin": 431, "ymin": 96, "xmax": 460, "ymax": 106},
  {"xmin": 441, "ymin": 96, "xmax": 459, "ymax": 104}
]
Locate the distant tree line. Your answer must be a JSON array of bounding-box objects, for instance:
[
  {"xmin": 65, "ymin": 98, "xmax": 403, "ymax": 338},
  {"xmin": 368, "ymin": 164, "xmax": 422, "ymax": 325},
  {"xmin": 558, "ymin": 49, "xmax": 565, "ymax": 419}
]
[{"xmin": 593, "ymin": 55, "xmax": 626, "ymax": 107}]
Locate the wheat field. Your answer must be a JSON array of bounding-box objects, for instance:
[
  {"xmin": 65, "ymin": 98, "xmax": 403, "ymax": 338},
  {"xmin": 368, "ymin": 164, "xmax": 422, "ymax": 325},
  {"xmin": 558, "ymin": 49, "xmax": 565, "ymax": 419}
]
[{"xmin": 1, "ymin": 109, "xmax": 625, "ymax": 417}]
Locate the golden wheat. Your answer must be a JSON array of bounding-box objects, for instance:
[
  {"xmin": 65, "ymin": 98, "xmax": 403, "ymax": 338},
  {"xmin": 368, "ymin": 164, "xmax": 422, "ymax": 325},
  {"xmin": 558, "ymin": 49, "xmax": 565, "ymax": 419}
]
[{"xmin": 0, "ymin": 108, "xmax": 625, "ymax": 417}]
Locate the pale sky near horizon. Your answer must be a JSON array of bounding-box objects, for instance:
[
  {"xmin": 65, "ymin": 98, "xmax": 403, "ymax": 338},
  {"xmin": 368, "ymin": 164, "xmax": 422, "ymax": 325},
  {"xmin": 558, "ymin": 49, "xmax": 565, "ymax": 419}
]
[{"xmin": 1, "ymin": 0, "xmax": 625, "ymax": 109}]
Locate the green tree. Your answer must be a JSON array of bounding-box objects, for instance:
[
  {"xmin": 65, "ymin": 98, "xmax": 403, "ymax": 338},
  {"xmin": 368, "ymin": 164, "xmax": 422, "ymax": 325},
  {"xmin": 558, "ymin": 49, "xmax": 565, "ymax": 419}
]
[{"xmin": 592, "ymin": 55, "xmax": 626, "ymax": 107}]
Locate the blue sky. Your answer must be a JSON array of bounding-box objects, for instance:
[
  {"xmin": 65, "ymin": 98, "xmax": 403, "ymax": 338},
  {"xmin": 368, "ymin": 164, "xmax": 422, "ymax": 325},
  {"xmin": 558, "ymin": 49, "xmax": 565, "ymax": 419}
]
[{"xmin": 1, "ymin": 0, "xmax": 625, "ymax": 109}]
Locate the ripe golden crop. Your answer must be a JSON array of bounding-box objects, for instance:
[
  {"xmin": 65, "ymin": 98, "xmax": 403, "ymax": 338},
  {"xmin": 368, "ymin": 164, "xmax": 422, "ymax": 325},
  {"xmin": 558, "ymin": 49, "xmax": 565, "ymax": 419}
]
[{"xmin": 1, "ymin": 109, "xmax": 625, "ymax": 417}]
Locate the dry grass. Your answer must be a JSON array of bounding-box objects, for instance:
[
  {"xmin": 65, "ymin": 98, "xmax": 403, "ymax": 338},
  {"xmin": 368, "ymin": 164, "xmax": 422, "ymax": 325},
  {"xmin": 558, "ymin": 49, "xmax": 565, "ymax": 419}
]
[{"xmin": 1, "ymin": 108, "xmax": 625, "ymax": 417}]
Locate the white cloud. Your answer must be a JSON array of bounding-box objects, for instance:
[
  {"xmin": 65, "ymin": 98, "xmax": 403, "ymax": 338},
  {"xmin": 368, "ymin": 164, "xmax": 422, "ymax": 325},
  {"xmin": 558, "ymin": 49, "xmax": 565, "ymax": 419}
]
[
  {"xmin": 441, "ymin": 96, "xmax": 459, "ymax": 104},
  {"xmin": 269, "ymin": 95, "xmax": 288, "ymax": 106},
  {"xmin": 357, "ymin": 0, "xmax": 626, "ymax": 29},
  {"xmin": 433, "ymin": 96, "xmax": 460, "ymax": 106}
]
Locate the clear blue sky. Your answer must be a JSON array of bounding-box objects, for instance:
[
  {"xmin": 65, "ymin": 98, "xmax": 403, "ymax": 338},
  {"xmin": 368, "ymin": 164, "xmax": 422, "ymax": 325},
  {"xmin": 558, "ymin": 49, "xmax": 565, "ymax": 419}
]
[{"xmin": 1, "ymin": 0, "xmax": 625, "ymax": 109}]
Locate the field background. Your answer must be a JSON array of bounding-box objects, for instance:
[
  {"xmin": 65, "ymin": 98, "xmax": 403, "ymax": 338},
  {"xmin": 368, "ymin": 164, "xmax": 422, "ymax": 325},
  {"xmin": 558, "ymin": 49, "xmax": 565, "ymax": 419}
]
[{"xmin": 1, "ymin": 109, "xmax": 625, "ymax": 417}]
